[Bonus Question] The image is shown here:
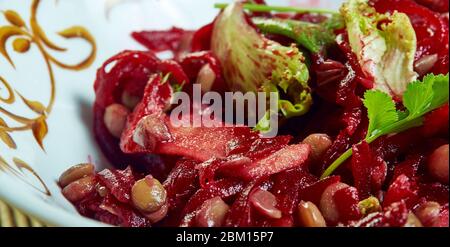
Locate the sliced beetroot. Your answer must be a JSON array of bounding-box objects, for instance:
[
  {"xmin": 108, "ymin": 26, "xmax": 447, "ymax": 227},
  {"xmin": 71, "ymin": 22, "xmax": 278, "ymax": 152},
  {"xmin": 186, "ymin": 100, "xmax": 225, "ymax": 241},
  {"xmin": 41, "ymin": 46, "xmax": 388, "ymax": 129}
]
[
  {"xmin": 422, "ymin": 104, "xmax": 449, "ymax": 137},
  {"xmin": 92, "ymin": 50, "xmax": 187, "ymax": 173},
  {"xmin": 196, "ymin": 135, "xmax": 293, "ymax": 187},
  {"xmin": 224, "ymin": 178, "xmax": 268, "ymax": 227},
  {"xmin": 333, "ymin": 186, "xmax": 361, "ymax": 223},
  {"xmin": 191, "ymin": 22, "xmax": 214, "ymax": 52},
  {"xmin": 219, "ymin": 144, "xmax": 311, "ymax": 181},
  {"xmin": 238, "ymin": 135, "xmax": 292, "ymax": 160},
  {"xmin": 415, "ymin": 0, "xmax": 449, "ymax": 12},
  {"xmin": 179, "ymin": 179, "xmax": 244, "ymax": 226},
  {"xmin": 254, "ymin": 168, "xmax": 317, "ymax": 227},
  {"xmin": 372, "ymin": 127, "xmax": 424, "ymax": 162},
  {"xmin": 119, "ymin": 72, "xmax": 261, "ymax": 162},
  {"xmin": 157, "ymin": 125, "xmax": 259, "ymax": 162},
  {"xmin": 99, "ymin": 194, "xmax": 151, "ymax": 227},
  {"xmin": 163, "ymin": 159, "xmax": 199, "ymax": 211},
  {"xmin": 132, "ymin": 27, "xmax": 193, "ymax": 54},
  {"xmin": 270, "ymin": 168, "xmax": 317, "ymax": 216},
  {"xmin": 94, "ymin": 50, "xmax": 160, "ymax": 108},
  {"xmin": 383, "ymin": 174, "xmax": 419, "ymax": 209},
  {"xmin": 179, "ymin": 51, "xmax": 223, "ymax": 85},
  {"xmin": 96, "ymin": 167, "xmax": 136, "ymax": 203},
  {"xmin": 299, "ymin": 176, "xmax": 340, "ymax": 206},
  {"xmin": 418, "ymin": 182, "xmax": 449, "ymax": 205},
  {"xmin": 351, "ymin": 141, "xmax": 387, "ymax": 199},
  {"xmin": 391, "ymin": 155, "xmax": 424, "ymax": 182}
]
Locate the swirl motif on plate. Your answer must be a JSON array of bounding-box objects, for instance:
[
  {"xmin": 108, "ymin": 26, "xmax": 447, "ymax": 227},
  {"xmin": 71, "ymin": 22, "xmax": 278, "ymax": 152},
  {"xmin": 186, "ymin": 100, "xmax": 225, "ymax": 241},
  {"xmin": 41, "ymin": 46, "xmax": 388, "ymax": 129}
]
[
  {"xmin": 0, "ymin": 0, "xmax": 97, "ymax": 196},
  {"xmin": 0, "ymin": 0, "xmax": 97, "ymax": 150}
]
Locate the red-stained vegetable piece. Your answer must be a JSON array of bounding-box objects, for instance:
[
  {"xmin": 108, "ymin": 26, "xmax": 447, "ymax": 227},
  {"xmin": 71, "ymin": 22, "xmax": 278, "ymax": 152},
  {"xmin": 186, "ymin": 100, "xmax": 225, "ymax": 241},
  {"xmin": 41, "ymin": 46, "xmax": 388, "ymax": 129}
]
[
  {"xmin": 351, "ymin": 141, "xmax": 387, "ymax": 199},
  {"xmin": 333, "ymin": 186, "xmax": 361, "ymax": 223},
  {"xmin": 224, "ymin": 178, "xmax": 268, "ymax": 227},
  {"xmin": 219, "ymin": 144, "xmax": 311, "ymax": 181},
  {"xmin": 96, "ymin": 166, "xmax": 136, "ymax": 203},
  {"xmin": 415, "ymin": 0, "xmax": 449, "ymax": 12},
  {"xmin": 179, "ymin": 179, "xmax": 244, "ymax": 227},
  {"xmin": 120, "ymin": 73, "xmax": 262, "ymax": 162},
  {"xmin": 422, "ymin": 104, "xmax": 449, "ymax": 137},
  {"xmin": 179, "ymin": 51, "xmax": 226, "ymax": 92},
  {"xmin": 418, "ymin": 182, "xmax": 449, "ymax": 205},
  {"xmin": 163, "ymin": 159, "xmax": 199, "ymax": 210},
  {"xmin": 191, "ymin": 22, "xmax": 214, "ymax": 52},
  {"xmin": 299, "ymin": 176, "xmax": 340, "ymax": 206},
  {"xmin": 132, "ymin": 27, "xmax": 193, "ymax": 54},
  {"xmin": 383, "ymin": 174, "xmax": 419, "ymax": 209},
  {"xmin": 196, "ymin": 135, "xmax": 292, "ymax": 187},
  {"xmin": 391, "ymin": 155, "xmax": 424, "ymax": 182},
  {"xmin": 99, "ymin": 194, "xmax": 151, "ymax": 227}
]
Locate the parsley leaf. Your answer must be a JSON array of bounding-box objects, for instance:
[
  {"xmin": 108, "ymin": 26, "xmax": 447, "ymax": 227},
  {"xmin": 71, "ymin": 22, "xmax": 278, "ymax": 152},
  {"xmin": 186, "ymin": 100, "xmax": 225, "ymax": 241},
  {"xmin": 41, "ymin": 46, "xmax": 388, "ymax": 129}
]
[
  {"xmin": 363, "ymin": 90, "xmax": 398, "ymax": 138},
  {"xmin": 321, "ymin": 73, "xmax": 449, "ymax": 179}
]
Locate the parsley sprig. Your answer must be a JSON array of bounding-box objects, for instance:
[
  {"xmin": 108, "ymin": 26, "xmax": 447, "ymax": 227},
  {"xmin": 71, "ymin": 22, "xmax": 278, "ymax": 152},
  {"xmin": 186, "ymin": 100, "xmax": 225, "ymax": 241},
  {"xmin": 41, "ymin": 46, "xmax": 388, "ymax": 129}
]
[{"xmin": 320, "ymin": 74, "xmax": 449, "ymax": 179}]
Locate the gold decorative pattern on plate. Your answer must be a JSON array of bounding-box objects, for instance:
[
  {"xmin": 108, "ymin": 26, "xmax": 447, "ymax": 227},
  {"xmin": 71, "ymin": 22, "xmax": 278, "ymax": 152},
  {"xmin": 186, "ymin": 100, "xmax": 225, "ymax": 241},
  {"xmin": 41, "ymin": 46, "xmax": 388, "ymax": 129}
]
[
  {"xmin": 0, "ymin": 0, "xmax": 97, "ymax": 150},
  {"xmin": 0, "ymin": 200, "xmax": 45, "ymax": 227},
  {"xmin": 0, "ymin": 0, "xmax": 97, "ymax": 218}
]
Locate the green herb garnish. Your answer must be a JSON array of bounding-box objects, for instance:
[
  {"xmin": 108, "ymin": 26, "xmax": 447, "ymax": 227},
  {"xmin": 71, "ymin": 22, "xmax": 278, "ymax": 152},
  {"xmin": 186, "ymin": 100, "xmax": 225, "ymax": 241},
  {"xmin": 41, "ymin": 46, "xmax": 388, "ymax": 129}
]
[
  {"xmin": 214, "ymin": 3, "xmax": 339, "ymax": 15},
  {"xmin": 252, "ymin": 15, "xmax": 344, "ymax": 53},
  {"xmin": 320, "ymin": 74, "xmax": 449, "ymax": 179}
]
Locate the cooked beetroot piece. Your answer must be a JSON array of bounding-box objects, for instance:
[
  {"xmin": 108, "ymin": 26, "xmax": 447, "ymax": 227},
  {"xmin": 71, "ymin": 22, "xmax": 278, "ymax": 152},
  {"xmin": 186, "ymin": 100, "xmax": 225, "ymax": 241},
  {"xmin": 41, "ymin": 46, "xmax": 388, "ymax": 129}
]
[
  {"xmin": 179, "ymin": 179, "xmax": 244, "ymax": 226},
  {"xmin": 224, "ymin": 178, "xmax": 268, "ymax": 227},
  {"xmin": 96, "ymin": 167, "xmax": 136, "ymax": 203},
  {"xmin": 383, "ymin": 174, "xmax": 419, "ymax": 209},
  {"xmin": 391, "ymin": 155, "xmax": 424, "ymax": 182},
  {"xmin": 163, "ymin": 159, "xmax": 199, "ymax": 210},
  {"xmin": 418, "ymin": 182, "xmax": 449, "ymax": 205},
  {"xmin": 191, "ymin": 22, "xmax": 214, "ymax": 52},
  {"xmin": 218, "ymin": 144, "xmax": 311, "ymax": 181},
  {"xmin": 179, "ymin": 51, "xmax": 227, "ymax": 93},
  {"xmin": 119, "ymin": 72, "xmax": 263, "ymax": 162},
  {"xmin": 299, "ymin": 176, "xmax": 340, "ymax": 206},
  {"xmin": 92, "ymin": 50, "xmax": 188, "ymax": 174},
  {"xmin": 196, "ymin": 135, "xmax": 292, "ymax": 186},
  {"xmin": 98, "ymin": 194, "xmax": 151, "ymax": 227},
  {"xmin": 351, "ymin": 141, "xmax": 387, "ymax": 199},
  {"xmin": 270, "ymin": 168, "xmax": 317, "ymax": 216},
  {"xmin": 333, "ymin": 186, "xmax": 361, "ymax": 223},
  {"xmin": 422, "ymin": 104, "xmax": 449, "ymax": 137},
  {"xmin": 132, "ymin": 27, "xmax": 193, "ymax": 55},
  {"xmin": 415, "ymin": 0, "xmax": 449, "ymax": 12}
]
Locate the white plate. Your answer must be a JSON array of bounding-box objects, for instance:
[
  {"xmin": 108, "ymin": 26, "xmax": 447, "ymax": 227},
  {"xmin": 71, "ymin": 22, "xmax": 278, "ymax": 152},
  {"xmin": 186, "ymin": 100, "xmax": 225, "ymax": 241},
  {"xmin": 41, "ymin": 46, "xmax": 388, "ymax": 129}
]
[{"xmin": 0, "ymin": 0, "xmax": 343, "ymax": 227}]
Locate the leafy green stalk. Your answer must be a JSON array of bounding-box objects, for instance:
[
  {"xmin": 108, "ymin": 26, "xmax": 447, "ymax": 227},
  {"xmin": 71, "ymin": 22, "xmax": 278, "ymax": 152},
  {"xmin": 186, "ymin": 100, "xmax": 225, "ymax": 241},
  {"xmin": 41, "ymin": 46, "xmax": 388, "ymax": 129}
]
[
  {"xmin": 252, "ymin": 16, "xmax": 344, "ymax": 53},
  {"xmin": 320, "ymin": 74, "xmax": 449, "ymax": 179},
  {"xmin": 214, "ymin": 3, "xmax": 339, "ymax": 15}
]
